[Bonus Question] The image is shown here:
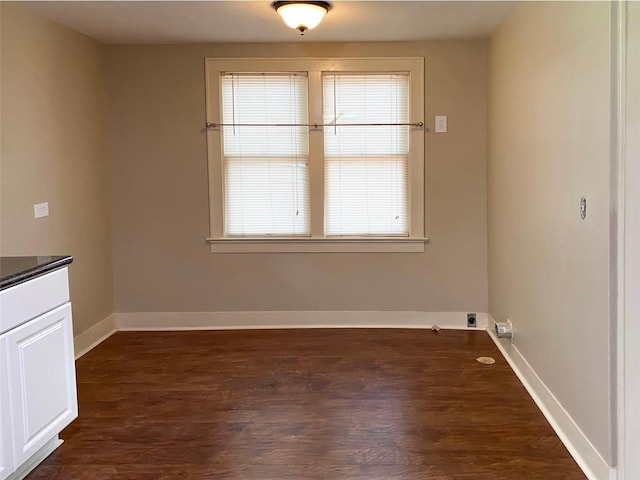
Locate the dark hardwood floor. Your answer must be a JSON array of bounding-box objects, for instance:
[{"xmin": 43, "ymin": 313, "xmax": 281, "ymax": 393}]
[{"xmin": 27, "ymin": 329, "xmax": 586, "ymax": 479}]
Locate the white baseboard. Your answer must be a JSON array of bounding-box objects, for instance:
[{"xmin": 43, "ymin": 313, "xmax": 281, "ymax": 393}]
[
  {"xmin": 73, "ymin": 313, "xmax": 117, "ymax": 359},
  {"xmin": 116, "ymin": 310, "xmax": 488, "ymax": 331},
  {"xmin": 487, "ymin": 317, "xmax": 615, "ymax": 480}
]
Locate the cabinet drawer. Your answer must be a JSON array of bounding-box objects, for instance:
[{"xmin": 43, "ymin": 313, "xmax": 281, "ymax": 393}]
[{"xmin": 0, "ymin": 268, "xmax": 69, "ymax": 335}]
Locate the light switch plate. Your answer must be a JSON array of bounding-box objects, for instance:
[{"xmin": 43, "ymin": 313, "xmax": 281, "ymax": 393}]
[
  {"xmin": 435, "ymin": 116, "xmax": 447, "ymax": 133},
  {"xmin": 34, "ymin": 202, "xmax": 49, "ymax": 218}
]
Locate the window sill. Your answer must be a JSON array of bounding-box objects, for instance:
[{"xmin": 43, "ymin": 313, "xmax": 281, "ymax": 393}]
[{"xmin": 206, "ymin": 237, "xmax": 429, "ymax": 253}]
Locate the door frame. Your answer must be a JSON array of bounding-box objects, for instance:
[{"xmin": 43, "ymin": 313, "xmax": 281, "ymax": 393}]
[{"xmin": 616, "ymin": 1, "xmax": 640, "ymax": 478}]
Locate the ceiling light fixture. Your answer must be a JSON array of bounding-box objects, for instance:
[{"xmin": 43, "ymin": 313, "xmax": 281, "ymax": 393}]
[{"xmin": 271, "ymin": 1, "xmax": 332, "ymax": 35}]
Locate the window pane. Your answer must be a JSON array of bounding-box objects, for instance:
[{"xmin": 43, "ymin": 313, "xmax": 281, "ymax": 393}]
[
  {"xmin": 323, "ymin": 74, "xmax": 410, "ymax": 236},
  {"xmin": 325, "ymin": 156, "xmax": 407, "ymax": 236},
  {"xmin": 225, "ymin": 157, "xmax": 309, "ymax": 236},
  {"xmin": 221, "ymin": 73, "xmax": 310, "ymax": 236}
]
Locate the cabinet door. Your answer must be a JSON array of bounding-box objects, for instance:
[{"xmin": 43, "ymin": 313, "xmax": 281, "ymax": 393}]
[
  {"xmin": 5, "ymin": 303, "xmax": 77, "ymax": 466},
  {"xmin": 0, "ymin": 336, "xmax": 14, "ymax": 480}
]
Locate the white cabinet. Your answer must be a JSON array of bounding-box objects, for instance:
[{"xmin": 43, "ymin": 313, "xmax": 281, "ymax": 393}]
[
  {"xmin": 0, "ymin": 337, "xmax": 14, "ymax": 480},
  {"xmin": 0, "ymin": 266, "xmax": 77, "ymax": 480},
  {"xmin": 4, "ymin": 303, "xmax": 77, "ymax": 467}
]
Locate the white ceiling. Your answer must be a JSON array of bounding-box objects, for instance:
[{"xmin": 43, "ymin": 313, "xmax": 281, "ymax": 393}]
[{"xmin": 26, "ymin": 1, "xmax": 518, "ymax": 44}]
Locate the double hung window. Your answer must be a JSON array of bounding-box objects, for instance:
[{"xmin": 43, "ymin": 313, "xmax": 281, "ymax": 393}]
[
  {"xmin": 323, "ymin": 73, "xmax": 409, "ymax": 236},
  {"xmin": 205, "ymin": 58, "xmax": 425, "ymax": 252},
  {"xmin": 221, "ymin": 73, "xmax": 310, "ymax": 236}
]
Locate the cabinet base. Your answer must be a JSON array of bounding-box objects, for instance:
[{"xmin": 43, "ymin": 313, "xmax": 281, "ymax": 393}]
[{"xmin": 6, "ymin": 437, "xmax": 62, "ymax": 480}]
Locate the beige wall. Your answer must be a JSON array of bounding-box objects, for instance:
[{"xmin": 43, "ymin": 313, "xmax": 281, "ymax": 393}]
[
  {"xmin": 488, "ymin": 1, "xmax": 612, "ymax": 463},
  {"xmin": 0, "ymin": 3, "xmax": 114, "ymax": 336},
  {"xmin": 105, "ymin": 41, "xmax": 488, "ymax": 313}
]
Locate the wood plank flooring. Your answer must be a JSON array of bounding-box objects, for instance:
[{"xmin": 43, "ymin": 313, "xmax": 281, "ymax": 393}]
[{"xmin": 26, "ymin": 329, "xmax": 586, "ymax": 479}]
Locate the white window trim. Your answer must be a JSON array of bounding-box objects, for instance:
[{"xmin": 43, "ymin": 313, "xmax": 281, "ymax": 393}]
[{"xmin": 205, "ymin": 57, "xmax": 425, "ymax": 253}]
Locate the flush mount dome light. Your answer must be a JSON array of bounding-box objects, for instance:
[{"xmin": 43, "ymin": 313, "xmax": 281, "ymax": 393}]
[{"xmin": 271, "ymin": 1, "xmax": 332, "ymax": 35}]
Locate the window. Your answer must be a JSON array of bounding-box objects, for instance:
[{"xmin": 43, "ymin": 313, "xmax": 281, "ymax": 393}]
[
  {"xmin": 205, "ymin": 58, "xmax": 425, "ymax": 253},
  {"xmin": 221, "ymin": 73, "xmax": 310, "ymax": 236},
  {"xmin": 323, "ymin": 73, "xmax": 409, "ymax": 236}
]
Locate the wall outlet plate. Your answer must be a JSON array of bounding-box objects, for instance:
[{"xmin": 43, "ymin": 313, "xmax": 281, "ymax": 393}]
[
  {"xmin": 34, "ymin": 202, "xmax": 49, "ymax": 219},
  {"xmin": 467, "ymin": 313, "xmax": 477, "ymax": 328},
  {"xmin": 495, "ymin": 318, "xmax": 514, "ymax": 342}
]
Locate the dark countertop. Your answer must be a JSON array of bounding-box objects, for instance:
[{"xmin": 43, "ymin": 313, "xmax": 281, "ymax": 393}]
[{"xmin": 0, "ymin": 256, "xmax": 73, "ymax": 291}]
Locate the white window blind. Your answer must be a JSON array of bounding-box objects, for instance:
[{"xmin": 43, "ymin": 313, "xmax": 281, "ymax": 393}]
[
  {"xmin": 323, "ymin": 73, "xmax": 409, "ymax": 236},
  {"xmin": 221, "ymin": 73, "xmax": 310, "ymax": 236}
]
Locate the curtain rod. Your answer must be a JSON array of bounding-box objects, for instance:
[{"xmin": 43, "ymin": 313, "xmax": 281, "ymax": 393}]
[{"xmin": 205, "ymin": 122, "xmax": 424, "ymax": 129}]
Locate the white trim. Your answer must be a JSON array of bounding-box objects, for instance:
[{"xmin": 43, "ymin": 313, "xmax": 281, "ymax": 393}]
[
  {"xmin": 614, "ymin": 0, "xmax": 626, "ymax": 477},
  {"xmin": 73, "ymin": 314, "xmax": 116, "ymax": 359},
  {"xmin": 619, "ymin": 1, "xmax": 640, "ymax": 479},
  {"xmin": 116, "ymin": 311, "xmax": 488, "ymax": 331},
  {"xmin": 487, "ymin": 317, "xmax": 615, "ymax": 480},
  {"xmin": 207, "ymin": 237, "xmax": 429, "ymax": 253}
]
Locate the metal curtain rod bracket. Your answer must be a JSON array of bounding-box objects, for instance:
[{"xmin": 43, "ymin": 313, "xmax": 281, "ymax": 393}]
[{"xmin": 205, "ymin": 121, "xmax": 424, "ymax": 129}]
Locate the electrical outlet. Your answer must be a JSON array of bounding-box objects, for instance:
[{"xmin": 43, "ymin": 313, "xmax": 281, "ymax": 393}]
[
  {"xmin": 435, "ymin": 115, "xmax": 447, "ymax": 133},
  {"xmin": 34, "ymin": 202, "xmax": 49, "ymax": 219},
  {"xmin": 467, "ymin": 313, "xmax": 477, "ymax": 328},
  {"xmin": 495, "ymin": 318, "xmax": 514, "ymax": 341}
]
